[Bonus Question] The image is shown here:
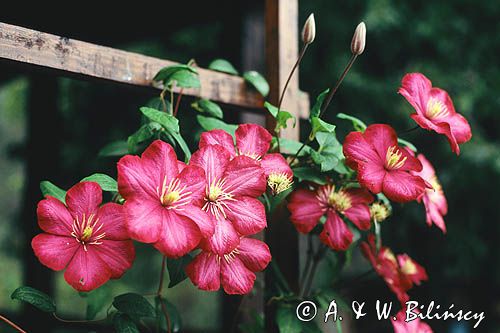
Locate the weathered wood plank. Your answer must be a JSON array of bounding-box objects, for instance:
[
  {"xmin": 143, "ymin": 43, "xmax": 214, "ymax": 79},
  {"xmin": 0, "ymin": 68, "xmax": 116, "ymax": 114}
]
[{"xmin": 0, "ymin": 22, "xmax": 266, "ymax": 108}]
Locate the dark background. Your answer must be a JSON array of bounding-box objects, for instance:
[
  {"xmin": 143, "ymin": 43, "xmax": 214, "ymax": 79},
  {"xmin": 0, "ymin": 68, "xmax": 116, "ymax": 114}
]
[{"xmin": 0, "ymin": 1, "xmax": 498, "ymax": 332}]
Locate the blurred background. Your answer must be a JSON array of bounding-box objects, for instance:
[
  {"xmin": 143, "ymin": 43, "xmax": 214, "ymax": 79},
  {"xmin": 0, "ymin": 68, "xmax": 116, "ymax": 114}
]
[{"xmin": 0, "ymin": 0, "xmax": 498, "ymax": 332}]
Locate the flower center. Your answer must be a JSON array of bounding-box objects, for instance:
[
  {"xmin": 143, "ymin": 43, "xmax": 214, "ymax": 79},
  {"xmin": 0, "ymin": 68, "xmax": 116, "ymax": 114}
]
[
  {"xmin": 267, "ymin": 172, "xmax": 293, "ymax": 195},
  {"xmin": 426, "ymin": 98, "xmax": 449, "ymax": 119},
  {"xmin": 157, "ymin": 177, "xmax": 191, "ymax": 209},
  {"xmin": 401, "ymin": 259, "xmax": 417, "ymax": 275},
  {"xmin": 385, "ymin": 146, "xmax": 407, "ymax": 170},
  {"xmin": 71, "ymin": 214, "xmax": 106, "ymax": 251},
  {"xmin": 328, "ymin": 190, "xmax": 352, "ymax": 212},
  {"xmin": 81, "ymin": 226, "xmax": 93, "ymax": 242},
  {"xmin": 202, "ymin": 178, "xmax": 234, "ymax": 219},
  {"xmin": 214, "ymin": 248, "xmax": 240, "ymax": 264},
  {"xmin": 381, "ymin": 248, "xmax": 397, "ymax": 265},
  {"xmin": 370, "ymin": 202, "xmax": 390, "ymax": 222}
]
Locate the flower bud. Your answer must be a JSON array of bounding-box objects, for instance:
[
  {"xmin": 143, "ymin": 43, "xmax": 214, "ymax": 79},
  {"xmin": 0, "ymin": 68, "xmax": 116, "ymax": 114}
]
[
  {"xmin": 351, "ymin": 22, "xmax": 366, "ymax": 55},
  {"xmin": 370, "ymin": 202, "xmax": 390, "ymax": 222},
  {"xmin": 302, "ymin": 13, "xmax": 316, "ymax": 45}
]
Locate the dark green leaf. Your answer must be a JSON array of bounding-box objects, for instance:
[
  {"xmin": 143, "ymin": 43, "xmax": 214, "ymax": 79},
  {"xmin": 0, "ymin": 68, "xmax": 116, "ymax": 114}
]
[
  {"xmin": 40, "ymin": 181, "xmax": 66, "ymax": 204},
  {"xmin": 140, "ymin": 107, "xmax": 180, "ymax": 133},
  {"xmin": 311, "ymin": 132, "xmax": 349, "ymax": 173},
  {"xmin": 113, "ymin": 313, "xmax": 139, "ymax": 333},
  {"xmin": 167, "ymin": 254, "xmax": 193, "ymax": 288},
  {"xmin": 239, "ymin": 311, "xmax": 264, "ymax": 333},
  {"xmin": 310, "ymin": 89, "xmax": 329, "ymax": 120},
  {"xmin": 155, "ymin": 297, "xmax": 182, "ymax": 332},
  {"xmin": 83, "ymin": 285, "xmax": 111, "ymax": 320},
  {"xmin": 197, "ymin": 115, "xmax": 237, "ymax": 136},
  {"xmin": 98, "ymin": 140, "xmax": 129, "ymax": 157},
  {"xmin": 169, "ymin": 131, "xmax": 192, "ymax": 162},
  {"xmin": 293, "ymin": 166, "xmax": 327, "ymax": 185},
  {"xmin": 11, "ymin": 286, "xmax": 56, "ymax": 313},
  {"xmin": 81, "ymin": 173, "xmax": 117, "ymax": 192},
  {"xmin": 310, "ymin": 117, "xmax": 336, "ymax": 139},
  {"xmin": 127, "ymin": 123, "xmax": 159, "ymax": 153},
  {"xmin": 208, "ymin": 59, "xmax": 239, "ymax": 75},
  {"xmin": 337, "ymin": 113, "xmax": 367, "ymax": 131},
  {"xmin": 397, "ymin": 138, "xmax": 417, "ymax": 152},
  {"xmin": 192, "ymin": 99, "xmax": 224, "ymax": 119},
  {"xmin": 113, "ymin": 293, "xmax": 155, "ymax": 318},
  {"xmin": 243, "ymin": 71, "xmax": 269, "ymax": 97},
  {"xmin": 153, "ymin": 65, "xmax": 198, "ymax": 83},
  {"xmin": 276, "ymin": 304, "xmax": 302, "ymax": 333},
  {"xmin": 146, "ymin": 96, "xmax": 171, "ymax": 112},
  {"xmin": 168, "ymin": 69, "xmax": 201, "ymax": 88}
]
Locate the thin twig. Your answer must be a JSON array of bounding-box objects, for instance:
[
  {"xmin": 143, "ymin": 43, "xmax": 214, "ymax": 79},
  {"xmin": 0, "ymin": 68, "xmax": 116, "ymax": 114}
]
[
  {"xmin": 52, "ymin": 313, "xmax": 105, "ymax": 323},
  {"xmin": 300, "ymin": 234, "xmax": 313, "ymax": 287},
  {"xmin": 303, "ymin": 244, "xmax": 327, "ymax": 297},
  {"xmin": 398, "ymin": 125, "xmax": 419, "ymax": 136},
  {"xmin": 159, "ymin": 296, "xmax": 172, "ymax": 333},
  {"xmin": 0, "ymin": 314, "xmax": 27, "ymax": 333},
  {"xmin": 173, "ymin": 88, "xmax": 184, "ymax": 117}
]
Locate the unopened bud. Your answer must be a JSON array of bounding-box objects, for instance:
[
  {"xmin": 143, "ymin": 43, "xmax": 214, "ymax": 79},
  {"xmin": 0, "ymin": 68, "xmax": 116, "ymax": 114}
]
[
  {"xmin": 302, "ymin": 14, "xmax": 316, "ymax": 45},
  {"xmin": 351, "ymin": 22, "xmax": 366, "ymax": 55},
  {"xmin": 370, "ymin": 202, "xmax": 390, "ymax": 222}
]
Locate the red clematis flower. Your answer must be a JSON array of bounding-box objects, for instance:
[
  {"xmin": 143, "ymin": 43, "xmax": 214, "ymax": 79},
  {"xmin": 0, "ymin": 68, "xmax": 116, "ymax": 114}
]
[
  {"xmin": 343, "ymin": 124, "xmax": 431, "ymax": 203},
  {"xmin": 117, "ymin": 140, "xmax": 214, "ymax": 258},
  {"xmin": 392, "ymin": 309, "xmax": 433, "ymax": 333},
  {"xmin": 361, "ymin": 235, "xmax": 428, "ymax": 304},
  {"xmin": 186, "ymin": 237, "xmax": 271, "ymax": 294},
  {"xmin": 190, "ymin": 144, "xmax": 267, "ymax": 254},
  {"xmin": 399, "ymin": 73, "xmax": 472, "ymax": 155},
  {"xmin": 288, "ymin": 185, "xmax": 373, "ymax": 251},
  {"xmin": 32, "ymin": 182, "xmax": 135, "ymax": 292},
  {"xmin": 199, "ymin": 124, "xmax": 293, "ymax": 195},
  {"xmin": 411, "ymin": 153, "xmax": 448, "ymax": 233}
]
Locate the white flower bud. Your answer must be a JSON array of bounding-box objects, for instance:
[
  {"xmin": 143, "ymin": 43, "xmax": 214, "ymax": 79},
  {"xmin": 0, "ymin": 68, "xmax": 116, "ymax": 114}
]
[
  {"xmin": 302, "ymin": 14, "xmax": 316, "ymax": 45},
  {"xmin": 351, "ymin": 22, "xmax": 366, "ymax": 55}
]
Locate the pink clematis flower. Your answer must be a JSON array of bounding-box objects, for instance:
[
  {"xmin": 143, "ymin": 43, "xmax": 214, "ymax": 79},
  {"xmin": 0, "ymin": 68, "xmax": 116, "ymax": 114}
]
[
  {"xmin": 343, "ymin": 124, "xmax": 431, "ymax": 203},
  {"xmin": 361, "ymin": 235, "xmax": 428, "ymax": 304},
  {"xmin": 392, "ymin": 309, "xmax": 433, "ymax": 333},
  {"xmin": 117, "ymin": 140, "xmax": 214, "ymax": 258},
  {"xmin": 199, "ymin": 124, "xmax": 293, "ymax": 195},
  {"xmin": 288, "ymin": 185, "xmax": 373, "ymax": 251},
  {"xmin": 399, "ymin": 73, "xmax": 472, "ymax": 155},
  {"xmin": 186, "ymin": 237, "xmax": 271, "ymax": 294},
  {"xmin": 32, "ymin": 182, "xmax": 135, "ymax": 292},
  {"xmin": 411, "ymin": 154, "xmax": 448, "ymax": 233}
]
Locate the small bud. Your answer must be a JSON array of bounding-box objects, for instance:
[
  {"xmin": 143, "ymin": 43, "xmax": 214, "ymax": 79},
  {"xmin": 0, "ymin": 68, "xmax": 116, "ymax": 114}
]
[
  {"xmin": 302, "ymin": 14, "xmax": 316, "ymax": 45},
  {"xmin": 351, "ymin": 22, "xmax": 366, "ymax": 55},
  {"xmin": 370, "ymin": 202, "xmax": 390, "ymax": 222}
]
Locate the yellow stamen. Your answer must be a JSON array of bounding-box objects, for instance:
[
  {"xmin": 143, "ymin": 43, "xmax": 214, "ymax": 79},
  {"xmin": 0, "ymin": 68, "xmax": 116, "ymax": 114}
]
[
  {"xmin": 381, "ymin": 249, "xmax": 397, "ymax": 265},
  {"xmin": 385, "ymin": 146, "xmax": 407, "ymax": 170},
  {"xmin": 267, "ymin": 172, "xmax": 293, "ymax": 195},
  {"xmin": 401, "ymin": 259, "xmax": 417, "ymax": 275},
  {"xmin": 81, "ymin": 226, "xmax": 93, "ymax": 242},
  {"xmin": 426, "ymin": 98, "xmax": 449, "ymax": 119},
  {"xmin": 370, "ymin": 202, "xmax": 390, "ymax": 222},
  {"xmin": 328, "ymin": 190, "xmax": 352, "ymax": 212},
  {"xmin": 162, "ymin": 191, "xmax": 180, "ymax": 206}
]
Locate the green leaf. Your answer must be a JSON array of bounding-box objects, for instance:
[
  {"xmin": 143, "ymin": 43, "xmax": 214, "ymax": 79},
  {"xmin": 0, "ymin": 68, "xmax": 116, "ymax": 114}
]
[
  {"xmin": 192, "ymin": 99, "xmax": 224, "ymax": 119},
  {"xmin": 197, "ymin": 115, "xmax": 237, "ymax": 136},
  {"xmin": 167, "ymin": 254, "xmax": 193, "ymax": 288},
  {"xmin": 208, "ymin": 59, "xmax": 239, "ymax": 75},
  {"xmin": 293, "ymin": 166, "xmax": 327, "ymax": 185},
  {"xmin": 83, "ymin": 285, "xmax": 111, "ymax": 320},
  {"xmin": 273, "ymin": 138, "xmax": 312, "ymax": 157},
  {"xmin": 99, "ymin": 140, "xmax": 129, "ymax": 157},
  {"xmin": 168, "ymin": 69, "xmax": 201, "ymax": 88},
  {"xmin": 140, "ymin": 107, "xmax": 180, "ymax": 133},
  {"xmin": 264, "ymin": 102, "xmax": 279, "ymax": 118},
  {"xmin": 155, "ymin": 297, "xmax": 182, "ymax": 332},
  {"xmin": 146, "ymin": 96, "xmax": 171, "ymax": 112},
  {"xmin": 243, "ymin": 71, "xmax": 269, "ymax": 97},
  {"xmin": 11, "ymin": 286, "xmax": 56, "ymax": 313},
  {"xmin": 153, "ymin": 65, "xmax": 198, "ymax": 85},
  {"xmin": 310, "ymin": 89, "xmax": 329, "ymax": 120},
  {"xmin": 397, "ymin": 138, "xmax": 418, "ymax": 152},
  {"xmin": 239, "ymin": 311, "xmax": 264, "ymax": 333},
  {"xmin": 310, "ymin": 117, "xmax": 336, "ymax": 139},
  {"xmin": 276, "ymin": 304, "xmax": 302, "ymax": 333},
  {"xmin": 40, "ymin": 181, "xmax": 66, "ymax": 204},
  {"xmin": 81, "ymin": 173, "xmax": 118, "ymax": 192},
  {"xmin": 169, "ymin": 131, "xmax": 192, "ymax": 162},
  {"xmin": 113, "ymin": 293, "xmax": 155, "ymax": 318},
  {"xmin": 276, "ymin": 110, "xmax": 295, "ymax": 131},
  {"xmin": 127, "ymin": 123, "xmax": 160, "ymax": 153},
  {"xmin": 113, "ymin": 313, "xmax": 139, "ymax": 333},
  {"xmin": 337, "ymin": 113, "xmax": 367, "ymax": 131},
  {"xmin": 311, "ymin": 132, "xmax": 349, "ymax": 173}
]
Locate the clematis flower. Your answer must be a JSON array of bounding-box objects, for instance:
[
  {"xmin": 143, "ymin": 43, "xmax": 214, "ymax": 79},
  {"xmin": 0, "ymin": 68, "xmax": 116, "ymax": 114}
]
[
  {"xmin": 186, "ymin": 237, "xmax": 271, "ymax": 294},
  {"xmin": 410, "ymin": 154, "xmax": 448, "ymax": 233},
  {"xmin": 399, "ymin": 73, "xmax": 472, "ymax": 155},
  {"xmin": 343, "ymin": 124, "xmax": 431, "ymax": 203},
  {"xmin": 117, "ymin": 140, "xmax": 214, "ymax": 258},
  {"xmin": 32, "ymin": 182, "xmax": 135, "ymax": 292},
  {"xmin": 392, "ymin": 309, "xmax": 433, "ymax": 333},
  {"xmin": 288, "ymin": 185, "xmax": 373, "ymax": 251},
  {"xmin": 199, "ymin": 124, "xmax": 293, "ymax": 195},
  {"xmin": 361, "ymin": 235, "xmax": 428, "ymax": 304}
]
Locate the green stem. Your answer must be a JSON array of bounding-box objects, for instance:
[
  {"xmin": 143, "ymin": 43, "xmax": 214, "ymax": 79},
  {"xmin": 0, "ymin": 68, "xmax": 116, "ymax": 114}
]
[{"xmin": 374, "ymin": 219, "xmax": 381, "ymax": 252}]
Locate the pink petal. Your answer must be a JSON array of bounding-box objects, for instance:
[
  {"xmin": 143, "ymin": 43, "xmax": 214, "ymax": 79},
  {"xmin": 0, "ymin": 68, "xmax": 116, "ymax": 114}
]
[
  {"xmin": 96, "ymin": 203, "xmax": 129, "ymax": 240},
  {"xmin": 397, "ymin": 146, "xmax": 423, "ymax": 172},
  {"xmin": 423, "ymin": 195, "xmax": 447, "ymax": 233},
  {"xmin": 66, "ymin": 182, "xmax": 102, "ymax": 219},
  {"xmin": 260, "ymin": 153, "xmax": 293, "ymax": 178},
  {"xmin": 343, "ymin": 131, "xmax": 382, "ymax": 168},
  {"xmin": 153, "ymin": 211, "xmax": 202, "ymax": 258},
  {"xmin": 190, "ymin": 144, "xmax": 232, "ymax": 186},
  {"xmin": 235, "ymin": 124, "xmax": 272, "ymax": 159},
  {"xmin": 320, "ymin": 210, "xmax": 353, "ymax": 251},
  {"xmin": 225, "ymin": 196, "xmax": 267, "ymax": 236},
  {"xmin": 32, "ymin": 234, "xmax": 79, "ymax": 271},
  {"xmin": 221, "ymin": 256, "xmax": 256, "ymax": 295},
  {"xmin": 222, "ymin": 156, "xmax": 266, "ymax": 197},
  {"xmin": 238, "ymin": 238, "xmax": 271, "ymax": 272},
  {"xmin": 176, "ymin": 205, "xmax": 215, "ymax": 238},
  {"xmin": 141, "ymin": 140, "xmax": 179, "ymax": 187},
  {"xmin": 357, "ymin": 162, "xmax": 386, "ymax": 194},
  {"xmin": 176, "ymin": 165, "xmax": 207, "ymax": 206},
  {"xmin": 199, "ymin": 129, "xmax": 236, "ymax": 157},
  {"xmin": 64, "ymin": 247, "xmax": 112, "ymax": 292},
  {"xmin": 363, "ymin": 124, "xmax": 399, "ymax": 161},
  {"xmin": 123, "ymin": 198, "xmax": 164, "ymax": 243},
  {"xmin": 287, "ymin": 189, "xmax": 324, "ymax": 233},
  {"xmin": 410, "ymin": 113, "xmax": 460, "ymax": 155},
  {"xmin": 37, "ymin": 197, "xmax": 73, "ymax": 236},
  {"xmin": 345, "ymin": 188, "xmax": 373, "ymax": 205},
  {"xmin": 186, "ymin": 252, "xmax": 221, "ymax": 292},
  {"xmin": 344, "ymin": 204, "xmax": 371, "ymax": 230},
  {"xmin": 117, "ymin": 155, "xmax": 158, "ymax": 200},
  {"xmin": 398, "ymin": 72, "xmax": 432, "ymax": 117},
  {"xmin": 95, "ymin": 240, "xmax": 135, "ymax": 278},
  {"xmin": 448, "ymin": 113, "xmax": 472, "ymax": 145},
  {"xmin": 200, "ymin": 218, "xmax": 240, "ymax": 255},
  {"xmin": 382, "ymin": 171, "xmax": 428, "ymax": 203},
  {"xmin": 177, "ymin": 160, "xmax": 187, "ymax": 172}
]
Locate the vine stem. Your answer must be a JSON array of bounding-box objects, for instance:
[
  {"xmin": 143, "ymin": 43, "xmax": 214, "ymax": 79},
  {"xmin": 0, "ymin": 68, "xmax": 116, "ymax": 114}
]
[
  {"xmin": 157, "ymin": 256, "xmax": 171, "ymax": 333},
  {"xmin": 398, "ymin": 125, "xmax": 419, "ymax": 135},
  {"xmin": 300, "ymin": 243, "xmax": 327, "ymax": 298},
  {"xmin": 173, "ymin": 88, "xmax": 184, "ymax": 117},
  {"xmin": 0, "ymin": 314, "xmax": 27, "ymax": 333},
  {"xmin": 52, "ymin": 313, "xmax": 105, "ymax": 323},
  {"xmin": 300, "ymin": 234, "xmax": 313, "ymax": 287},
  {"xmin": 374, "ymin": 219, "xmax": 381, "ymax": 252}
]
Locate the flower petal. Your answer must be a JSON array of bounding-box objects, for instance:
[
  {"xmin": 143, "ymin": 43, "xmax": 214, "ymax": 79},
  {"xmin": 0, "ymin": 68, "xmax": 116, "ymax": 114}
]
[
  {"xmin": 66, "ymin": 182, "xmax": 102, "ymax": 219},
  {"xmin": 32, "ymin": 234, "xmax": 79, "ymax": 271},
  {"xmin": 343, "ymin": 131, "xmax": 381, "ymax": 168},
  {"xmin": 320, "ymin": 210, "xmax": 353, "ymax": 251},
  {"xmin": 199, "ymin": 129, "xmax": 235, "ymax": 156},
  {"xmin": 222, "ymin": 156, "xmax": 266, "ymax": 197},
  {"xmin": 260, "ymin": 153, "xmax": 293, "ymax": 178},
  {"xmin": 225, "ymin": 196, "xmax": 267, "ymax": 236},
  {"xmin": 448, "ymin": 113, "xmax": 472, "ymax": 145},
  {"xmin": 398, "ymin": 73, "xmax": 432, "ymax": 117},
  {"xmin": 238, "ymin": 238, "xmax": 271, "ymax": 272},
  {"xmin": 117, "ymin": 155, "xmax": 157, "ymax": 200},
  {"xmin": 200, "ymin": 218, "xmax": 240, "ymax": 255},
  {"xmin": 37, "ymin": 197, "xmax": 73, "ymax": 236},
  {"xmin": 153, "ymin": 211, "xmax": 202, "ymax": 258},
  {"xmin": 176, "ymin": 205, "xmax": 215, "ymax": 238},
  {"xmin": 95, "ymin": 240, "xmax": 135, "ymax": 278},
  {"xmin": 190, "ymin": 144, "xmax": 232, "ymax": 185},
  {"xmin": 346, "ymin": 188, "xmax": 373, "ymax": 205},
  {"xmin": 141, "ymin": 140, "xmax": 180, "ymax": 187},
  {"xmin": 287, "ymin": 189, "xmax": 324, "ymax": 233},
  {"xmin": 382, "ymin": 171, "xmax": 428, "ymax": 203},
  {"xmin": 124, "ymin": 198, "xmax": 164, "ymax": 243},
  {"xmin": 64, "ymin": 247, "xmax": 112, "ymax": 292},
  {"xmin": 176, "ymin": 165, "xmax": 207, "ymax": 206},
  {"xmin": 344, "ymin": 204, "xmax": 371, "ymax": 230},
  {"xmin": 186, "ymin": 252, "xmax": 221, "ymax": 292},
  {"xmin": 96, "ymin": 203, "xmax": 129, "ymax": 240},
  {"xmin": 235, "ymin": 124, "xmax": 272, "ymax": 159},
  {"xmin": 221, "ymin": 257, "xmax": 256, "ymax": 295},
  {"xmin": 357, "ymin": 162, "xmax": 386, "ymax": 194},
  {"xmin": 363, "ymin": 124, "xmax": 399, "ymax": 161}
]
